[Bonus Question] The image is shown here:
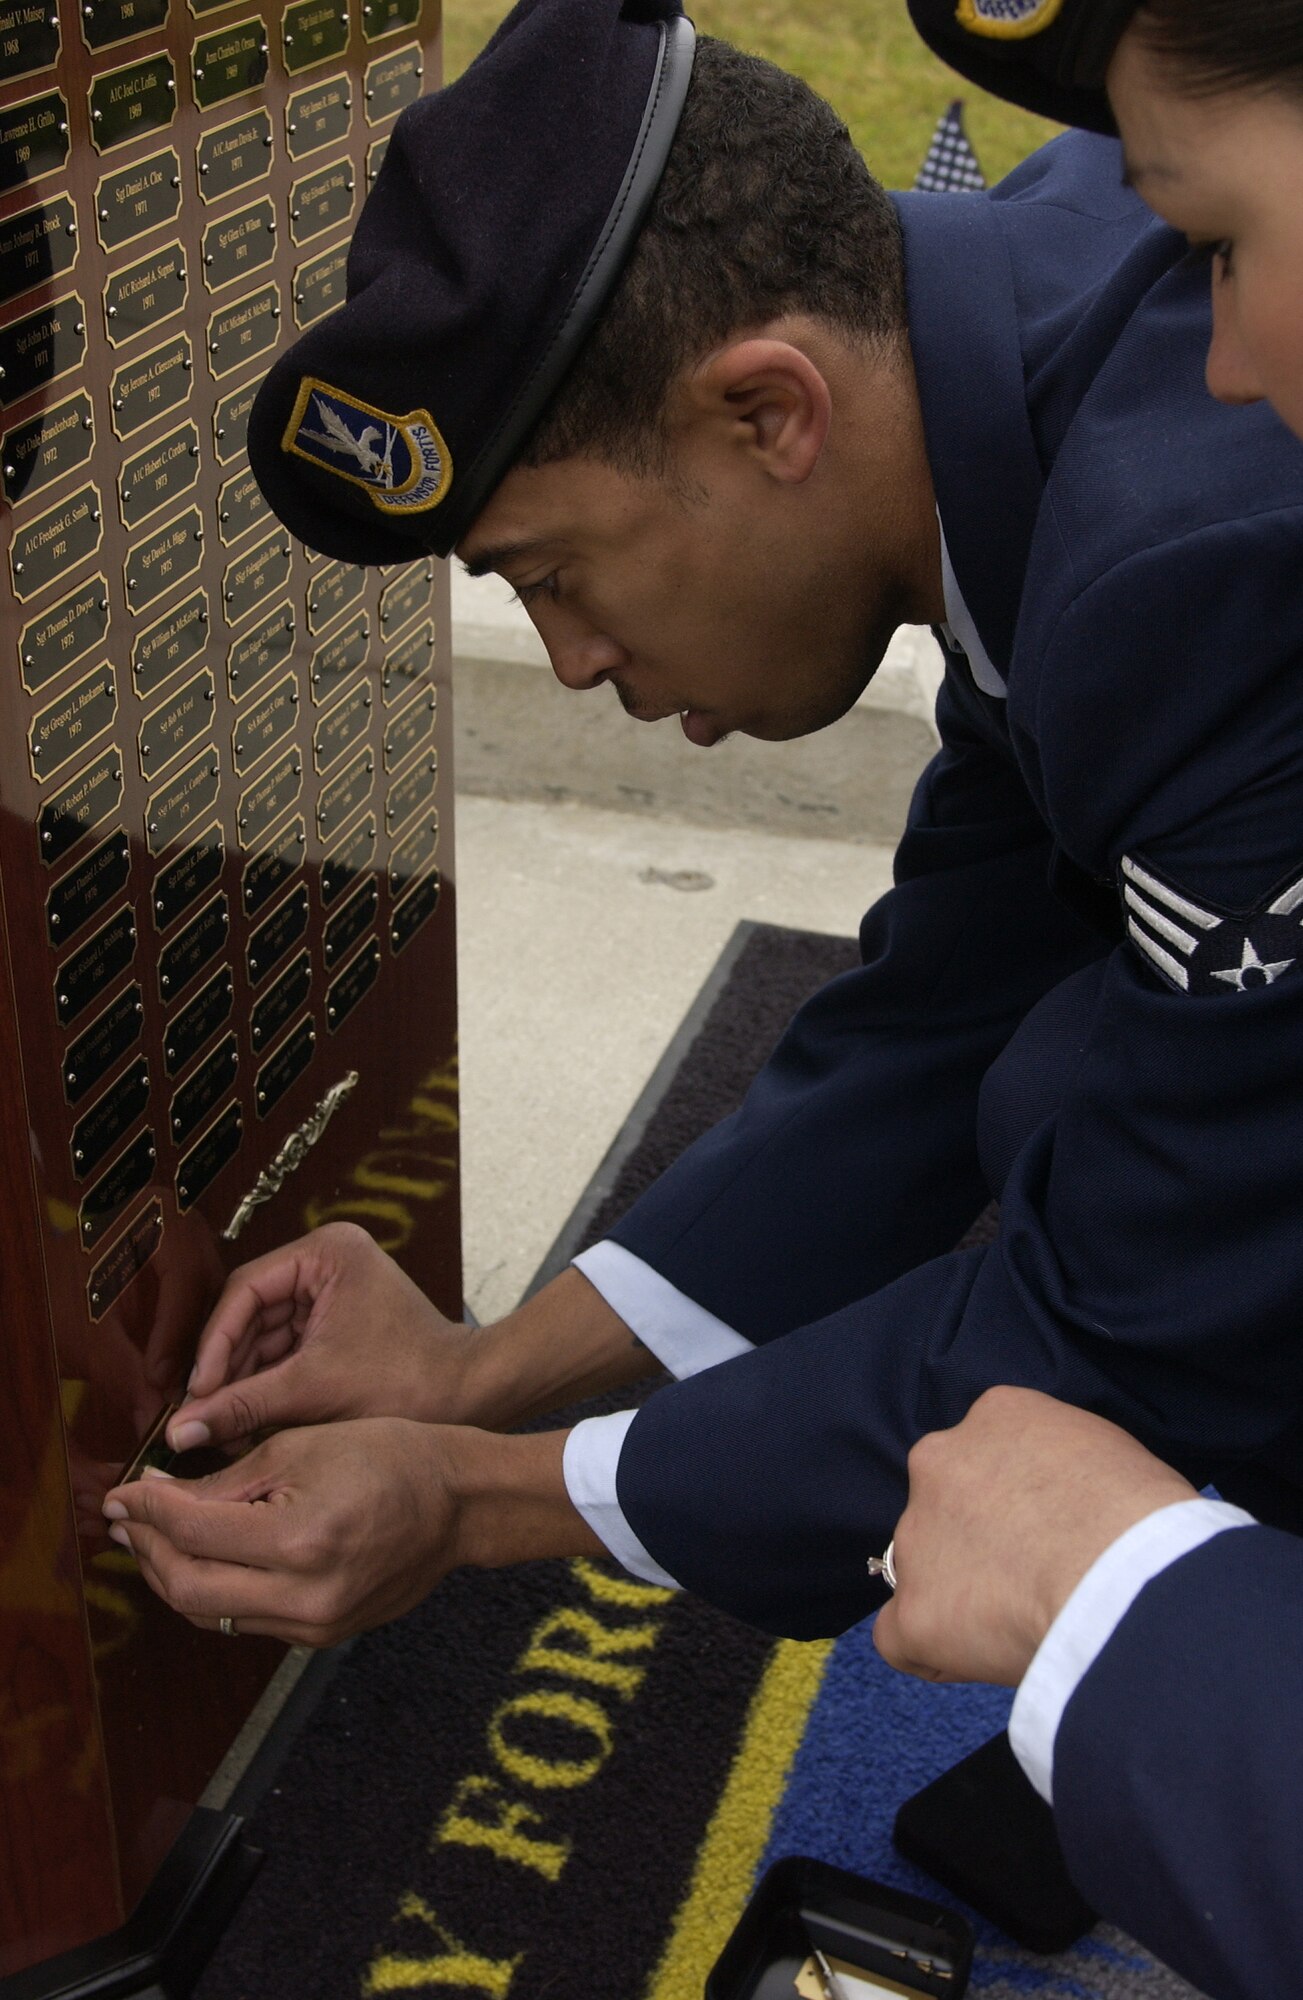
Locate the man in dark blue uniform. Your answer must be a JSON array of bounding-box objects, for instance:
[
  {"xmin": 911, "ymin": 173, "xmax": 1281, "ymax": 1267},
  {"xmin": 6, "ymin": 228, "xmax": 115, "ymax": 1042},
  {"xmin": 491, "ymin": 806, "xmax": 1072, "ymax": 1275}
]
[{"xmin": 105, "ymin": 0, "xmax": 1303, "ymax": 1908}]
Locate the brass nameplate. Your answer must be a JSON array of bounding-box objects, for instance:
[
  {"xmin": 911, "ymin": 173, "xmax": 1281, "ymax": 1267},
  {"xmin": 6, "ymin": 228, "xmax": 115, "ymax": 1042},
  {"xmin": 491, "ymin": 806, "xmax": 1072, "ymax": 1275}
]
[
  {"xmin": 0, "ymin": 89, "xmax": 69, "ymax": 194},
  {"xmin": 390, "ymin": 867, "xmax": 439, "ymax": 954},
  {"xmin": 158, "ymin": 890, "xmax": 228, "ymax": 999},
  {"xmin": 2, "ymin": 388, "xmax": 94, "ymax": 505},
  {"xmin": 283, "ymin": 0, "xmax": 347, "ymax": 74},
  {"xmin": 72, "ymin": 1055, "xmax": 150, "ymax": 1181},
  {"xmin": 255, "ymin": 1014, "xmax": 316, "ymax": 1118},
  {"xmin": 81, "ymin": 0, "xmax": 168, "ymax": 51},
  {"xmin": 88, "ymin": 1197, "xmax": 162, "ymax": 1321},
  {"xmin": 206, "ymin": 280, "xmax": 280, "ymax": 379},
  {"xmin": 292, "ymin": 242, "xmax": 346, "ymax": 329},
  {"xmin": 286, "ymin": 72, "xmax": 351, "ymax": 159},
  {"xmin": 313, "ymin": 675, "xmax": 371, "ymax": 774},
  {"xmin": 247, "ymin": 881, "xmax": 309, "ymax": 984},
  {"xmin": 323, "ymin": 875, "xmax": 376, "ymax": 968},
  {"xmin": 88, "ymin": 54, "xmax": 176, "ymax": 156},
  {"xmin": 381, "ymin": 617, "xmax": 434, "ymax": 706},
  {"xmin": 64, "ymin": 980, "xmax": 143, "ymax": 1104},
  {"xmin": 327, "ymin": 936, "xmax": 379, "ymax": 1031},
  {"xmin": 30, "ymin": 662, "xmax": 116, "ymax": 783},
  {"xmin": 310, "ymin": 608, "xmax": 368, "ymax": 701},
  {"xmin": 237, "ymin": 746, "xmax": 302, "ymax": 849},
  {"xmin": 233, "ymin": 669, "xmax": 297, "ymax": 776},
  {"xmin": 384, "ymin": 749, "xmax": 435, "ymax": 837},
  {"xmin": 145, "ymin": 743, "xmax": 220, "ymax": 856},
  {"xmin": 39, "ymin": 745, "xmax": 123, "ymax": 866},
  {"xmin": 55, "ymin": 901, "xmax": 136, "ymax": 1027},
  {"xmin": 223, "ymin": 528, "xmax": 292, "ymax": 627},
  {"xmin": 139, "ymin": 666, "xmax": 215, "ymax": 779},
  {"xmin": 305, "ymin": 554, "xmax": 365, "ymax": 635},
  {"xmin": 202, "ymin": 196, "xmax": 275, "ymax": 293},
  {"xmin": 197, "ymin": 107, "xmax": 273, "ymax": 204},
  {"xmin": 192, "ymin": 16, "xmax": 269, "ymax": 110},
  {"xmin": 289, "ymin": 153, "xmax": 353, "ymax": 245},
  {"xmin": 110, "ymin": 331, "xmax": 193, "ymax": 440},
  {"xmin": 119, "ymin": 419, "xmax": 201, "ymax": 527},
  {"xmin": 383, "ymin": 682, "xmax": 436, "ymax": 772},
  {"xmin": 321, "ymin": 808, "xmax": 374, "ymax": 906},
  {"xmin": 0, "ymin": 194, "xmax": 78, "ymax": 310},
  {"xmin": 80, "ymin": 1127, "xmax": 157, "ymax": 1248},
  {"xmin": 227, "ymin": 595, "xmax": 293, "ymax": 697},
  {"xmin": 152, "ymin": 821, "xmax": 223, "ymax": 930},
  {"xmin": 364, "ymin": 43, "xmax": 421, "ymax": 125},
  {"xmin": 103, "ymin": 239, "xmax": 187, "ymax": 346},
  {"xmin": 389, "ymin": 809, "xmax": 438, "ymax": 898},
  {"xmin": 317, "ymin": 746, "xmax": 374, "ymax": 844},
  {"xmin": 250, "ymin": 945, "xmax": 309, "ymax": 1051},
  {"xmin": 379, "ymin": 559, "xmax": 433, "ymax": 638},
  {"xmin": 11, "ymin": 481, "xmax": 102, "ymax": 601},
  {"xmin": 165, "ymin": 964, "xmax": 234, "ymax": 1076},
  {"xmin": 176, "ymin": 1099, "xmax": 241, "ymax": 1210},
  {"xmin": 361, "ymin": 0, "xmax": 417, "ymax": 41},
  {"xmin": 95, "ymin": 146, "xmax": 181, "ymax": 252},
  {"xmin": 217, "ymin": 459, "xmax": 270, "ymax": 545},
  {"xmin": 133, "ymin": 586, "xmax": 208, "ymax": 699},
  {"xmin": 125, "ymin": 503, "xmax": 203, "ymax": 610},
  {"xmin": 0, "ymin": 290, "xmax": 86, "ymax": 409},
  {"xmin": 21, "ymin": 574, "xmax": 108, "ymax": 693},
  {"xmin": 243, "ymin": 812, "xmax": 304, "ymax": 917},
  {"xmin": 213, "ymin": 372, "xmax": 260, "ymax": 461},
  {"xmin": 169, "ymin": 1032, "xmax": 238, "ymax": 1146},
  {"xmin": 365, "ymin": 134, "xmax": 388, "ymax": 187},
  {"xmin": 0, "ymin": 0, "xmax": 61, "ymax": 85},
  {"xmin": 47, "ymin": 827, "xmax": 130, "ymax": 945}
]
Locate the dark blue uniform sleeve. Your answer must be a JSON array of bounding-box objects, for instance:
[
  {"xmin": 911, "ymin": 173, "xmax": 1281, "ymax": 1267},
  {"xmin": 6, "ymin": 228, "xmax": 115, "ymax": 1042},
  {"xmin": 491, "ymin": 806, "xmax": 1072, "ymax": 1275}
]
[{"xmin": 1053, "ymin": 1527, "xmax": 1303, "ymax": 2000}]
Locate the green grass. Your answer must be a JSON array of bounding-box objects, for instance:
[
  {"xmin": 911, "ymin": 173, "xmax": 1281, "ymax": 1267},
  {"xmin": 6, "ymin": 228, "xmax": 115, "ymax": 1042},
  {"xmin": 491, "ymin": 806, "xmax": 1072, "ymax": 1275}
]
[{"xmin": 440, "ymin": 0, "xmax": 1060, "ymax": 193}]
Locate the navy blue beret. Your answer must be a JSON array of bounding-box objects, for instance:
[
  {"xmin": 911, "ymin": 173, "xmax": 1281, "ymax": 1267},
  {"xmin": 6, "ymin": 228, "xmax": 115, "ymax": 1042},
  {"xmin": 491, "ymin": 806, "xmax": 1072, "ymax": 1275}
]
[
  {"xmin": 907, "ymin": 0, "xmax": 1142, "ymax": 134},
  {"xmin": 249, "ymin": 0, "xmax": 695, "ymax": 562}
]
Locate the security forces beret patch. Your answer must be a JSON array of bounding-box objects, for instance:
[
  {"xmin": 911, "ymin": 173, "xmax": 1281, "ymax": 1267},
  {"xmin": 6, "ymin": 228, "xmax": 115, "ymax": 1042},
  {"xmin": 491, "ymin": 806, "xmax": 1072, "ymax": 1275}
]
[
  {"xmin": 1121, "ymin": 854, "xmax": 1303, "ymax": 997},
  {"xmin": 908, "ymin": 0, "xmax": 1142, "ymax": 131},
  {"xmin": 248, "ymin": 0, "xmax": 696, "ymax": 564}
]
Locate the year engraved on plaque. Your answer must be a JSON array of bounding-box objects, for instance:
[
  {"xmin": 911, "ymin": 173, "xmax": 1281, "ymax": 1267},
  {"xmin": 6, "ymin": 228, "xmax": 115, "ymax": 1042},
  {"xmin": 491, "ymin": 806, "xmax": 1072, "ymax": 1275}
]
[
  {"xmin": 20, "ymin": 574, "xmax": 108, "ymax": 693},
  {"xmin": 213, "ymin": 374, "xmax": 260, "ymax": 462},
  {"xmin": 247, "ymin": 881, "xmax": 309, "ymax": 984},
  {"xmin": 237, "ymin": 747, "xmax": 302, "ymax": 849},
  {"xmin": 0, "ymin": 89, "xmax": 69, "ymax": 195},
  {"xmin": 317, "ymin": 746, "xmax": 374, "ymax": 844},
  {"xmin": 30, "ymin": 662, "xmax": 116, "ymax": 783},
  {"xmin": 197, "ymin": 107, "xmax": 273, "ymax": 204},
  {"xmin": 110, "ymin": 332, "xmax": 193, "ymax": 440},
  {"xmin": 39, "ymin": 746, "xmax": 123, "ymax": 866},
  {"xmin": 72, "ymin": 1056, "xmax": 149, "ymax": 1180},
  {"xmin": 364, "ymin": 43, "xmax": 421, "ymax": 125},
  {"xmin": 233, "ymin": 670, "xmax": 297, "ymax": 775},
  {"xmin": 314, "ymin": 675, "xmax": 371, "ymax": 773},
  {"xmin": 223, "ymin": 530, "xmax": 292, "ymax": 627},
  {"xmin": 384, "ymin": 750, "xmax": 435, "ymax": 838},
  {"xmin": 361, "ymin": 0, "xmax": 417, "ymax": 42},
  {"xmin": 321, "ymin": 808, "xmax": 374, "ymax": 906},
  {"xmin": 381, "ymin": 618, "xmax": 434, "ymax": 706},
  {"xmin": 192, "ymin": 17, "xmax": 269, "ymax": 111},
  {"xmin": 255, "ymin": 1015, "xmax": 316, "ymax": 1116},
  {"xmin": 11, "ymin": 482, "xmax": 102, "ymax": 602},
  {"xmin": 283, "ymin": 0, "xmax": 348, "ymax": 74},
  {"xmin": 323, "ymin": 875, "xmax": 376, "ymax": 968},
  {"xmin": 289, "ymin": 154, "xmax": 353, "ymax": 246},
  {"xmin": 310, "ymin": 608, "xmax": 367, "ymax": 702},
  {"xmin": 120, "ymin": 420, "xmax": 201, "ymax": 528},
  {"xmin": 305, "ymin": 555, "xmax": 364, "ymax": 635},
  {"xmin": 158, "ymin": 891, "xmax": 228, "ymax": 998},
  {"xmin": 227, "ymin": 596, "xmax": 293, "ymax": 697},
  {"xmin": 165, "ymin": 965, "xmax": 234, "ymax": 1077},
  {"xmin": 0, "ymin": 0, "xmax": 61, "ymax": 86},
  {"xmin": 206, "ymin": 282, "xmax": 280, "ymax": 379},
  {"xmin": 285, "ymin": 72, "xmax": 351, "ymax": 159},
  {"xmin": 176, "ymin": 1100, "xmax": 241, "ymax": 1211},
  {"xmin": 104, "ymin": 239, "xmax": 187, "ymax": 346},
  {"xmin": 250, "ymin": 946, "xmax": 309, "ymax": 1050},
  {"xmin": 139, "ymin": 666, "xmax": 215, "ymax": 779},
  {"xmin": 88, "ymin": 55, "xmax": 176, "ymax": 155},
  {"xmin": 47, "ymin": 827, "xmax": 130, "ymax": 945},
  {"xmin": 2, "ymin": 389, "xmax": 94, "ymax": 505},
  {"xmin": 133, "ymin": 587, "xmax": 208, "ymax": 699},
  {"xmin": 81, "ymin": 1127, "xmax": 157, "ymax": 1248},
  {"xmin": 153, "ymin": 822, "xmax": 223, "ymax": 930},
  {"xmin": 217, "ymin": 460, "xmax": 271, "ymax": 545},
  {"xmin": 64, "ymin": 981, "xmax": 143, "ymax": 1104},
  {"xmin": 55, "ymin": 902, "xmax": 136, "ymax": 1027},
  {"xmin": 0, "ymin": 291, "xmax": 87, "ymax": 409},
  {"xmin": 383, "ymin": 682, "xmax": 436, "ymax": 772},
  {"xmin": 0, "ymin": 195, "xmax": 78, "ymax": 311},
  {"xmin": 88, "ymin": 1198, "xmax": 162, "ymax": 1321},
  {"xmin": 379, "ymin": 558, "xmax": 434, "ymax": 638},
  {"xmin": 145, "ymin": 744, "xmax": 220, "ymax": 856},
  {"xmin": 202, "ymin": 197, "xmax": 275, "ymax": 293},
  {"xmin": 390, "ymin": 868, "xmax": 440, "ymax": 953},
  {"xmin": 126, "ymin": 504, "xmax": 204, "ymax": 610},
  {"xmin": 170, "ymin": 1033, "xmax": 238, "ymax": 1146},
  {"xmin": 327, "ymin": 936, "xmax": 379, "ymax": 1030},
  {"xmin": 81, "ymin": 0, "xmax": 169, "ymax": 52},
  {"xmin": 243, "ymin": 812, "xmax": 305, "ymax": 917},
  {"xmin": 96, "ymin": 147, "xmax": 181, "ymax": 253},
  {"xmin": 292, "ymin": 242, "xmax": 346, "ymax": 328}
]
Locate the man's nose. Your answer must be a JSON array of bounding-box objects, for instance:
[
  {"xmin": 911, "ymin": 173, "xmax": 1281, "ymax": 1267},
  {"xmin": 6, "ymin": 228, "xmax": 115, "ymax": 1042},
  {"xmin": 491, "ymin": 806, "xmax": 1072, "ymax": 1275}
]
[
  {"xmin": 1204, "ymin": 278, "xmax": 1265, "ymax": 408},
  {"xmin": 531, "ymin": 603, "xmax": 628, "ymax": 691}
]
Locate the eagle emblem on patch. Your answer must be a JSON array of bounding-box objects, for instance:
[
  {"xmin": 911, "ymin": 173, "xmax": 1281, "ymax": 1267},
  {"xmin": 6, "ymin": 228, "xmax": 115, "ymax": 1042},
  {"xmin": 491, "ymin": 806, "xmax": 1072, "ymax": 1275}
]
[
  {"xmin": 955, "ymin": 0, "xmax": 1066, "ymax": 38},
  {"xmin": 1120, "ymin": 854, "xmax": 1303, "ymax": 996},
  {"xmin": 283, "ymin": 378, "xmax": 452, "ymax": 517}
]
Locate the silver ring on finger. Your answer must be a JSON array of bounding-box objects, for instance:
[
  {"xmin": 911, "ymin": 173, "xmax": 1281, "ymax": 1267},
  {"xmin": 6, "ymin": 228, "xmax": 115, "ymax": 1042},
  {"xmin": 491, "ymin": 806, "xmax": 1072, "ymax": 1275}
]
[
  {"xmin": 219, "ymin": 1614, "xmax": 240, "ymax": 1637},
  {"xmin": 866, "ymin": 1538, "xmax": 897, "ymax": 1591}
]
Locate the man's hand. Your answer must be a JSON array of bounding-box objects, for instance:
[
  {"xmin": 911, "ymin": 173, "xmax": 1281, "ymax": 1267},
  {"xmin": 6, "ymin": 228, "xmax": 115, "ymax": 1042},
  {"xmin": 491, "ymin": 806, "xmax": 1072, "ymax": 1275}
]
[
  {"xmin": 873, "ymin": 1386, "xmax": 1198, "ymax": 1687},
  {"xmin": 102, "ymin": 1418, "xmax": 604, "ymax": 1646}
]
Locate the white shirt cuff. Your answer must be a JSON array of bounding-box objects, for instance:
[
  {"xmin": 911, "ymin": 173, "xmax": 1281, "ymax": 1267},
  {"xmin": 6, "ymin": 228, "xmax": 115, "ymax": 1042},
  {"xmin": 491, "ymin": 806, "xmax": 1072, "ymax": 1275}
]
[
  {"xmin": 572, "ymin": 1240, "xmax": 754, "ymax": 1379},
  {"xmin": 562, "ymin": 1409, "xmax": 682, "ymax": 1590},
  {"xmin": 1009, "ymin": 1497, "xmax": 1256, "ymax": 1805}
]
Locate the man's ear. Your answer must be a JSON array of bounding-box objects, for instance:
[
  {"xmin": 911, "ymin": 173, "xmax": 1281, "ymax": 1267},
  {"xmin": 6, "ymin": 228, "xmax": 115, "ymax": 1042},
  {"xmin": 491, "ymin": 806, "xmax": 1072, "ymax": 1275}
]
[{"xmin": 684, "ymin": 339, "xmax": 832, "ymax": 484}]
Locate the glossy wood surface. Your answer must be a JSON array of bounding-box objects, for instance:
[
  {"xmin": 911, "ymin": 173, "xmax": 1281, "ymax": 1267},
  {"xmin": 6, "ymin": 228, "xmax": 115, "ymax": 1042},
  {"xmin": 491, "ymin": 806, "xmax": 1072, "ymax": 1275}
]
[{"xmin": 0, "ymin": 0, "xmax": 458, "ymax": 1973}]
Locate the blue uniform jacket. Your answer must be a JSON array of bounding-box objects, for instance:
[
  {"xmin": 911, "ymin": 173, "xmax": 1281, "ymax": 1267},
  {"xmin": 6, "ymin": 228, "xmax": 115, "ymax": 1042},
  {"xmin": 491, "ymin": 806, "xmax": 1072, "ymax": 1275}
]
[
  {"xmin": 608, "ymin": 132, "xmax": 1303, "ymax": 1635},
  {"xmin": 1055, "ymin": 1528, "xmax": 1303, "ymax": 1999}
]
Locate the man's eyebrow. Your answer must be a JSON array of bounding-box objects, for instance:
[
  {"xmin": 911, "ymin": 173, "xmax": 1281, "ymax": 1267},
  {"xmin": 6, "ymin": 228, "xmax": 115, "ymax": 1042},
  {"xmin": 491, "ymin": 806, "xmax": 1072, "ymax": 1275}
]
[{"xmin": 459, "ymin": 539, "xmax": 548, "ymax": 579}]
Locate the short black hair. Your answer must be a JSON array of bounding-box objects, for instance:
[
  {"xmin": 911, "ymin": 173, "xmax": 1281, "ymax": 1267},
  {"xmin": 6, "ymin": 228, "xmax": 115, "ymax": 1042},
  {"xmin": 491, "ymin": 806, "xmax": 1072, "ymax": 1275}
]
[
  {"xmin": 520, "ymin": 35, "xmax": 907, "ymax": 474},
  {"xmin": 1134, "ymin": 0, "xmax": 1303, "ymax": 99}
]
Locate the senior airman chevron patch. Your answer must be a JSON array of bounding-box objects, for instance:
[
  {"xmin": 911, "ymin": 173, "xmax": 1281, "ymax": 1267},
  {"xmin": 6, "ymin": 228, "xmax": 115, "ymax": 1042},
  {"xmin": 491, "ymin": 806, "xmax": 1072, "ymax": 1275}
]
[{"xmin": 1121, "ymin": 854, "xmax": 1303, "ymax": 995}]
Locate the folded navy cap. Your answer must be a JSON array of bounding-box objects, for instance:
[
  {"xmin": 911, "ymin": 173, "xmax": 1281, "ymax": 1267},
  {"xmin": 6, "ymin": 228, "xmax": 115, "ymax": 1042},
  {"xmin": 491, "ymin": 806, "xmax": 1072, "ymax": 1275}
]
[
  {"xmin": 249, "ymin": 0, "xmax": 696, "ymax": 562},
  {"xmin": 907, "ymin": 0, "xmax": 1143, "ymax": 134}
]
